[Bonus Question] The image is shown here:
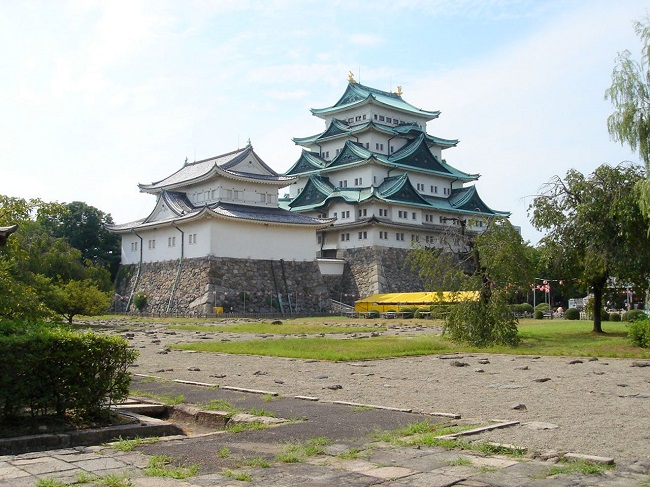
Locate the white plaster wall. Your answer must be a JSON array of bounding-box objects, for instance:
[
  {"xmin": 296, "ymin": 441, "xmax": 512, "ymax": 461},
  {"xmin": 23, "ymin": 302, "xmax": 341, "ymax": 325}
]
[{"xmin": 209, "ymin": 220, "xmax": 318, "ymax": 261}]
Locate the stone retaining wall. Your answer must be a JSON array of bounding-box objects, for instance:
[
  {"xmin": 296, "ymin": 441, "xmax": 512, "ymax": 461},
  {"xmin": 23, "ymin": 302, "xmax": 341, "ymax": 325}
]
[
  {"xmin": 115, "ymin": 257, "xmax": 331, "ymax": 315},
  {"xmin": 321, "ymin": 247, "xmax": 424, "ymax": 303}
]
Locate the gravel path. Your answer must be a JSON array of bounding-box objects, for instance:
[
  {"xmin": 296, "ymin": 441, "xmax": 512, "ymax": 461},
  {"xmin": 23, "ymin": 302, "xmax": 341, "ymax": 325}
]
[{"xmin": 95, "ymin": 319, "xmax": 650, "ymax": 467}]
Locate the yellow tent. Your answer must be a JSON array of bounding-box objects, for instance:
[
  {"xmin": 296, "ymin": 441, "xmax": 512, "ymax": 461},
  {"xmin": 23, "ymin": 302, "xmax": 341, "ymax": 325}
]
[{"xmin": 354, "ymin": 291, "xmax": 478, "ymax": 312}]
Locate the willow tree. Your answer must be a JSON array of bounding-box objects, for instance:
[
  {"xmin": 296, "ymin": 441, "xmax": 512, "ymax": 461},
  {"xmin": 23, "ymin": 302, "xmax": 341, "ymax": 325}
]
[
  {"xmin": 409, "ymin": 217, "xmax": 533, "ymax": 346},
  {"xmin": 605, "ymin": 17, "xmax": 650, "ymax": 218},
  {"xmin": 529, "ymin": 163, "xmax": 650, "ymax": 333}
]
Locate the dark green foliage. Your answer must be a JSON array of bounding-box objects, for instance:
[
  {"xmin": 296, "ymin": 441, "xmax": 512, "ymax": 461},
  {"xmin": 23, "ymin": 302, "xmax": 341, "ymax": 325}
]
[
  {"xmin": 564, "ymin": 308, "xmax": 581, "ymax": 320},
  {"xmin": 0, "ymin": 326, "xmax": 138, "ymax": 421},
  {"xmin": 445, "ymin": 291, "xmax": 520, "ymax": 346},
  {"xmin": 601, "ymin": 310, "xmax": 610, "ymax": 322},
  {"xmin": 530, "ymin": 164, "xmax": 650, "ymax": 333},
  {"xmin": 428, "ymin": 304, "xmax": 451, "ymax": 319},
  {"xmin": 628, "ymin": 319, "xmax": 650, "ymax": 347},
  {"xmin": 132, "ymin": 292, "xmax": 148, "ymax": 312},
  {"xmin": 410, "ymin": 218, "xmax": 533, "ymax": 347},
  {"xmin": 44, "ymin": 280, "xmax": 112, "ymax": 323},
  {"xmin": 610, "ymin": 312, "xmax": 622, "ymax": 322},
  {"xmin": 38, "ymin": 201, "xmax": 121, "ymax": 281},
  {"xmin": 399, "ymin": 306, "xmax": 418, "ymax": 318},
  {"xmin": 534, "ymin": 310, "xmax": 544, "ymax": 320},
  {"xmin": 623, "ymin": 309, "xmax": 647, "ymax": 322},
  {"xmin": 535, "ymin": 303, "xmax": 550, "ymax": 312}
]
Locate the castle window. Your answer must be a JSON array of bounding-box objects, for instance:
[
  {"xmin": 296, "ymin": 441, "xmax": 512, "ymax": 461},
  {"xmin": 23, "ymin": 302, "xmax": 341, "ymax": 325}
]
[
  {"xmin": 188, "ymin": 234, "xmax": 197, "ymax": 244},
  {"xmin": 148, "ymin": 239, "xmax": 155, "ymax": 249},
  {"xmin": 348, "ymin": 118, "xmax": 354, "ymax": 123},
  {"xmin": 358, "ymin": 231, "xmax": 367, "ymax": 239},
  {"xmin": 417, "ymin": 183, "xmax": 424, "ymax": 191},
  {"xmin": 226, "ymin": 189, "xmax": 233, "ymax": 199},
  {"xmin": 434, "ymin": 186, "xmax": 438, "ymax": 194},
  {"xmin": 396, "ymin": 233, "xmax": 404, "ymax": 241},
  {"xmin": 412, "ymin": 212, "xmax": 417, "ymax": 220},
  {"xmin": 354, "ymin": 177, "xmax": 362, "ymax": 185},
  {"xmin": 386, "ymin": 117, "xmax": 392, "ymax": 123},
  {"xmin": 355, "ymin": 116, "xmax": 361, "ymax": 121},
  {"xmin": 341, "ymin": 233, "xmax": 350, "ymax": 241},
  {"xmin": 374, "ymin": 114, "xmax": 378, "ymax": 120},
  {"xmin": 168, "ymin": 236, "xmax": 176, "ymax": 247},
  {"xmin": 362, "ymin": 114, "xmax": 366, "ymax": 120},
  {"xmin": 379, "ymin": 231, "xmax": 388, "ymax": 239},
  {"xmin": 378, "ymin": 115, "xmax": 385, "ymax": 121},
  {"xmin": 358, "ymin": 208, "xmax": 367, "ymax": 217},
  {"xmin": 260, "ymin": 193, "xmax": 266, "ymax": 202},
  {"xmin": 365, "ymin": 142, "xmax": 369, "ymax": 148},
  {"xmin": 131, "ymin": 242, "xmax": 138, "ymax": 252},
  {"xmin": 411, "ymin": 234, "xmax": 419, "ymax": 242},
  {"xmin": 234, "ymin": 190, "xmax": 243, "ymax": 201}
]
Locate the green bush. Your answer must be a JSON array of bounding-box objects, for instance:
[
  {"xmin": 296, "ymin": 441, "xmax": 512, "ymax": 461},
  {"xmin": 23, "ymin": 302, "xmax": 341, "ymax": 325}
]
[
  {"xmin": 601, "ymin": 310, "xmax": 610, "ymax": 322},
  {"xmin": 534, "ymin": 310, "xmax": 544, "ymax": 320},
  {"xmin": 429, "ymin": 305, "xmax": 450, "ymax": 319},
  {"xmin": 132, "ymin": 292, "xmax": 148, "ymax": 312},
  {"xmin": 564, "ymin": 308, "xmax": 580, "ymax": 320},
  {"xmin": 399, "ymin": 306, "xmax": 418, "ymax": 318},
  {"xmin": 534, "ymin": 303, "xmax": 550, "ymax": 312},
  {"xmin": 609, "ymin": 312, "xmax": 621, "ymax": 322},
  {"xmin": 628, "ymin": 319, "xmax": 650, "ymax": 347},
  {"xmin": 0, "ymin": 326, "xmax": 138, "ymax": 421},
  {"xmin": 623, "ymin": 309, "xmax": 646, "ymax": 322},
  {"xmin": 510, "ymin": 303, "xmax": 534, "ymax": 314}
]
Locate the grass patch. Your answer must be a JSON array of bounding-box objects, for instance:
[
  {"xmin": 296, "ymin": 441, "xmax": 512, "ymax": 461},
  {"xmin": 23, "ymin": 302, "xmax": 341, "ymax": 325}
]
[
  {"xmin": 226, "ymin": 422, "xmax": 268, "ymax": 433},
  {"xmin": 173, "ymin": 319, "xmax": 650, "ymax": 359},
  {"xmin": 546, "ymin": 459, "xmax": 613, "ymax": 476},
  {"xmin": 218, "ymin": 447, "xmax": 230, "ymax": 458},
  {"xmin": 175, "ymin": 335, "xmax": 452, "ymax": 360},
  {"xmin": 448, "ymin": 457, "xmax": 472, "ymax": 466},
  {"xmin": 36, "ymin": 479, "xmax": 69, "ymax": 487},
  {"xmin": 129, "ymin": 390, "xmax": 185, "ymax": 405},
  {"xmin": 248, "ymin": 407, "xmax": 274, "ymax": 417},
  {"xmin": 276, "ymin": 437, "xmax": 331, "ymax": 463},
  {"xmin": 337, "ymin": 447, "xmax": 362, "ymax": 459},
  {"xmin": 169, "ymin": 322, "xmax": 386, "ymax": 334},
  {"xmin": 95, "ymin": 474, "xmax": 133, "ymax": 487},
  {"xmin": 240, "ymin": 456, "xmax": 271, "ymax": 468},
  {"xmin": 222, "ymin": 469, "xmax": 253, "ymax": 481},
  {"xmin": 107, "ymin": 436, "xmax": 159, "ymax": 451},
  {"xmin": 143, "ymin": 455, "xmax": 199, "ymax": 479},
  {"xmin": 201, "ymin": 399, "xmax": 240, "ymax": 415}
]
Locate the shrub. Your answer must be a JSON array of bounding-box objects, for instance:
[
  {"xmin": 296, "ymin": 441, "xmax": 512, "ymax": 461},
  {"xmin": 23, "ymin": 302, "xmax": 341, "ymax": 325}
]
[
  {"xmin": 609, "ymin": 312, "xmax": 621, "ymax": 322},
  {"xmin": 444, "ymin": 291, "xmax": 519, "ymax": 346},
  {"xmin": 429, "ymin": 305, "xmax": 450, "ymax": 319},
  {"xmin": 132, "ymin": 292, "xmax": 148, "ymax": 312},
  {"xmin": 601, "ymin": 310, "xmax": 610, "ymax": 322},
  {"xmin": 534, "ymin": 303, "xmax": 550, "ymax": 312},
  {"xmin": 623, "ymin": 309, "xmax": 646, "ymax": 322},
  {"xmin": 399, "ymin": 306, "xmax": 418, "ymax": 318},
  {"xmin": 510, "ymin": 303, "xmax": 533, "ymax": 315},
  {"xmin": 564, "ymin": 308, "xmax": 580, "ymax": 320},
  {"xmin": 0, "ymin": 326, "xmax": 138, "ymax": 421},
  {"xmin": 534, "ymin": 310, "xmax": 544, "ymax": 320},
  {"xmin": 628, "ymin": 319, "xmax": 650, "ymax": 347}
]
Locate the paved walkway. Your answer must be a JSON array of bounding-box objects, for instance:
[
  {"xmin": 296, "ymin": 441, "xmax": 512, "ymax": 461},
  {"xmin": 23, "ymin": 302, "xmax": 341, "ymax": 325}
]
[{"xmin": 1, "ymin": 378, "xmax": 648, "ymax": 486}]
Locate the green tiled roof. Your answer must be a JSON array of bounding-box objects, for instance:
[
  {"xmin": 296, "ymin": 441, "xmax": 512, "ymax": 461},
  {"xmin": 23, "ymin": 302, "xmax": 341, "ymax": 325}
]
[
  {"xmin": 293, "ymin": 119, "xmax": 458, "ymax": 148},
  {"xmin": 311, "ymin": 82, "xmax": 440, "ymax": 120},
  {"xmin": 284, "ymin": 137, "xmax": 476, "ymax": 181},
  {"xmin": 378, "ymin": 174, "xmax": 432, "ymax": 206},
  {"xmin": 284, "ymin": 150, "xmax": 327, "ymax": 176}
]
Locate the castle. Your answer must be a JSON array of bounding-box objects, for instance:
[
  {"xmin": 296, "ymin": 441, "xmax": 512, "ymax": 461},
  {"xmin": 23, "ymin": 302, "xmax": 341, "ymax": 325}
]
[{"xmin": 110, "ymin": 77, "xmax": 506, "ymax": 314}]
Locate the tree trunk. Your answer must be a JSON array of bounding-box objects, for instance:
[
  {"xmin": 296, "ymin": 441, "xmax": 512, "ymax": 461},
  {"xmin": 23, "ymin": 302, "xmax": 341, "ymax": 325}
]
[{"xmin": 592, "ymin": 278, "xmax": 606, "ymax": 333}]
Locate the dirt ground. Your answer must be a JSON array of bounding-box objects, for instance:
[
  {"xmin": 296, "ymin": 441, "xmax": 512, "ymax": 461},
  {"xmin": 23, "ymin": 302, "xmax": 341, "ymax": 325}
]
[{"xmin": 92, "ymin": 318, "xmax": 650, "ymax": 467}]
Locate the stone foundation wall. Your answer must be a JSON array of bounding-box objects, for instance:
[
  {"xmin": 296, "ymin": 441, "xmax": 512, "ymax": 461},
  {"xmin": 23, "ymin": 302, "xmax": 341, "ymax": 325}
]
[
  {"xmin": 336, "ymin": 247, "xmax": 424, "ymax": 299},
  {"xmin": 115, "ymin": 257, "xmax": 331, "ymax": 315}
]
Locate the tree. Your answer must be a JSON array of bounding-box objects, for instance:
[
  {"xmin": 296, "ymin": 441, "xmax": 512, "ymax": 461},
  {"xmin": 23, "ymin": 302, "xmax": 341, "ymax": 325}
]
[
  {"xmin": 409, "ymin": 217, "xmax": 534, "ymax": 346},
  {"xmin": 605, "ymin": 17, "xmax": 650, "ymax": 219},
  {"xmin": 38, "ymin": 201, "xmax": 121, "ymax": 281},
  {"xmin": 529, "ymin": 163, "xmax": 650, "ymax": 333},
  {"xmin": 0, "ymin": 195, "xmax": 113, "ymax": 321},
  {"xmin": 44, "ymin": 280, "xmax": 112, "ymax": 324}
]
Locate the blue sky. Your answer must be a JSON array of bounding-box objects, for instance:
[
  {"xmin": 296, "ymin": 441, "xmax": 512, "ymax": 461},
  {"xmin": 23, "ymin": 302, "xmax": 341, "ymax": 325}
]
[{"xmin": 1, "ymin": 0, "xmax": 647, "ymax": 243}]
